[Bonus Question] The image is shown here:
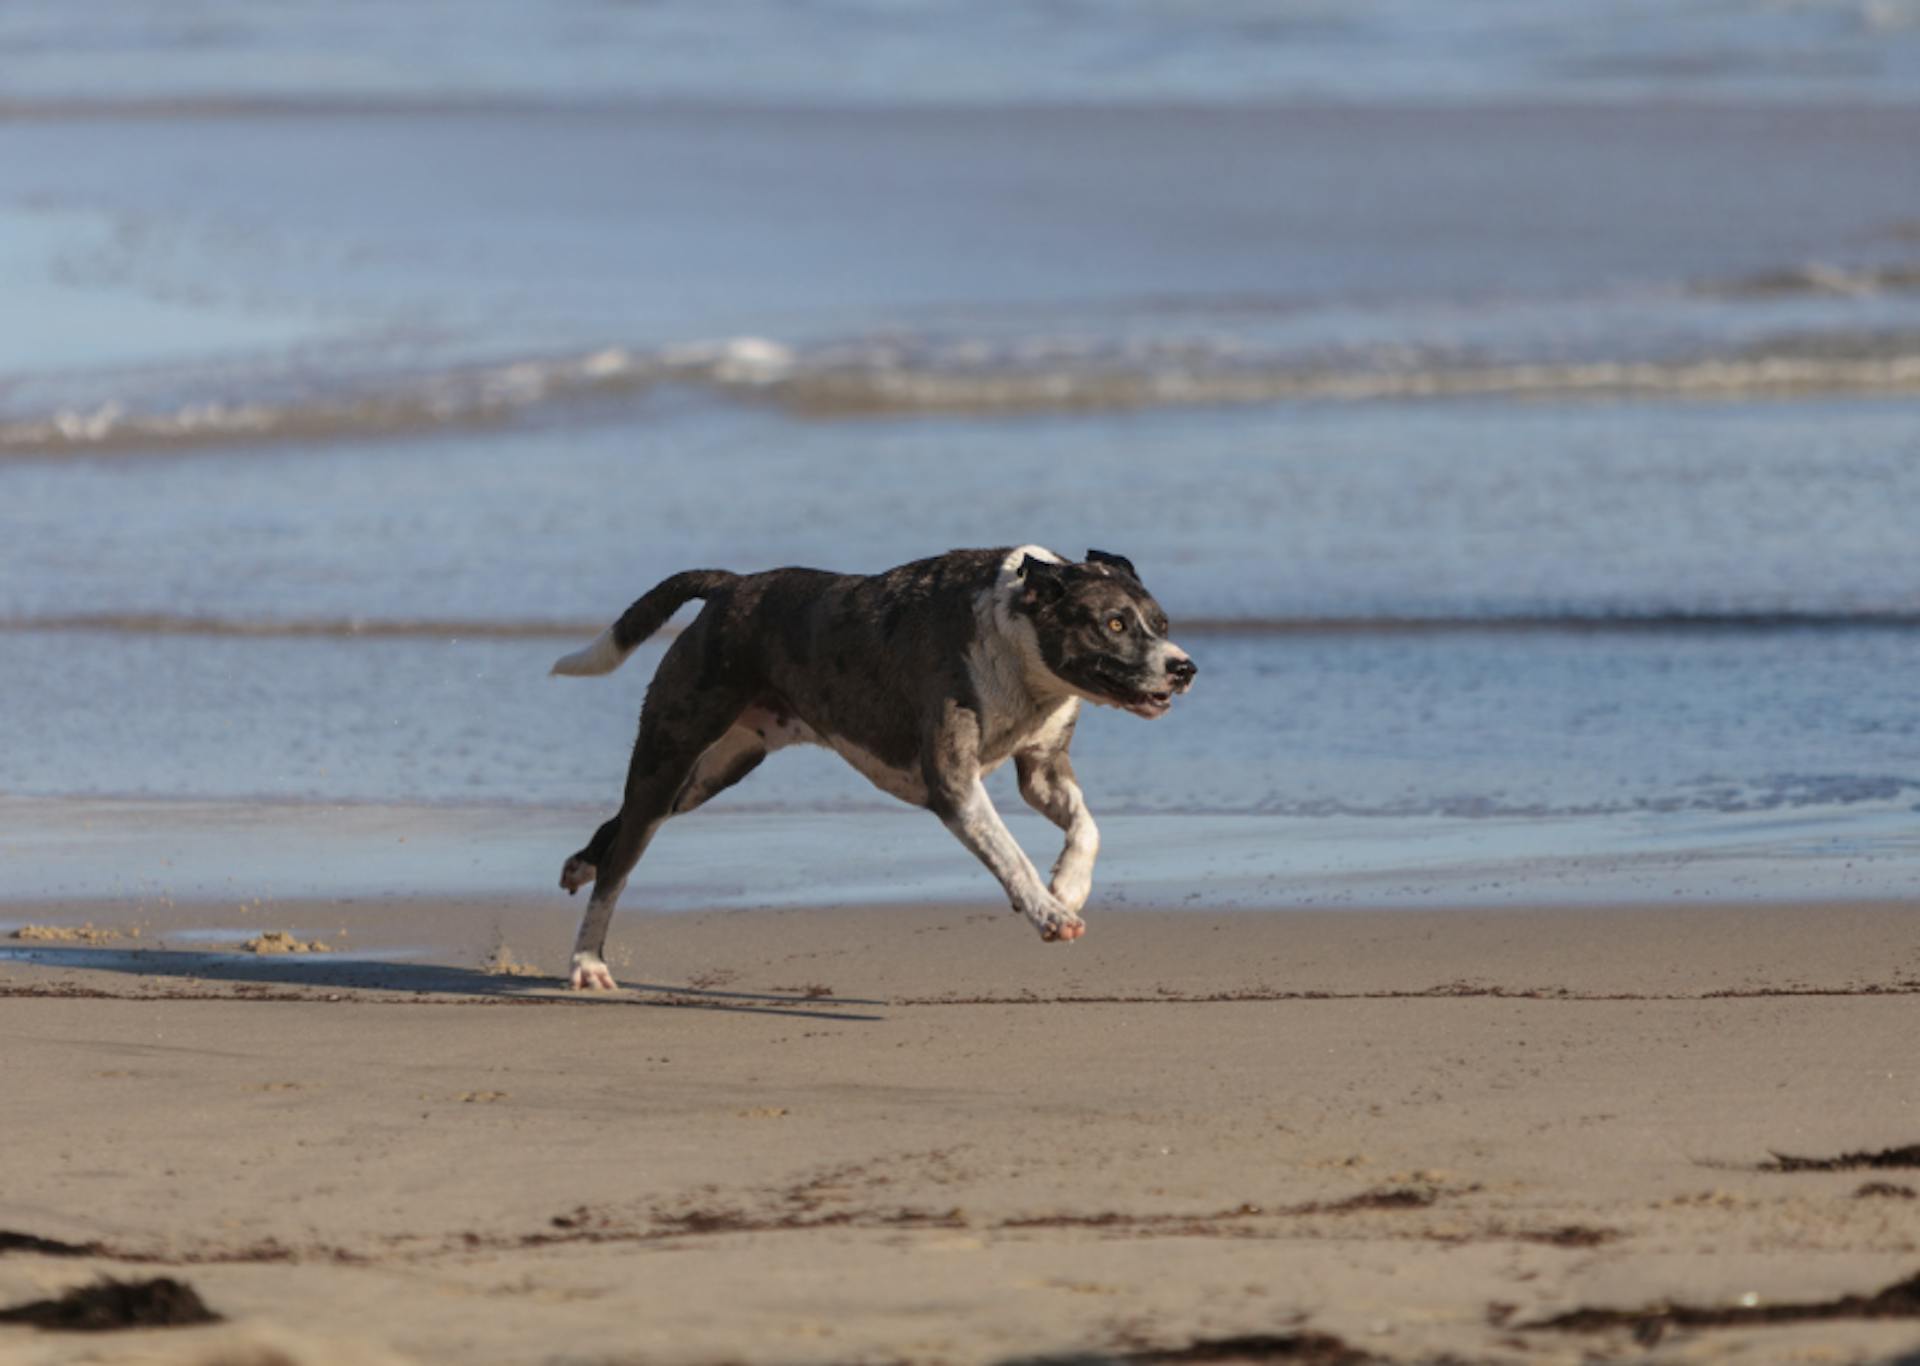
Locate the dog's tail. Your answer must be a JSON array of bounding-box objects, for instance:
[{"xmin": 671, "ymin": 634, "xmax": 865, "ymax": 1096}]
[{"xmin": 550, "ymin": 569, "xmax": 738, "ymax": 677}]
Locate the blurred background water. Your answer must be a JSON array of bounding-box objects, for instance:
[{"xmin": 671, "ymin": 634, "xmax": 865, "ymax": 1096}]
[{"xmin": 4, "ymin": 1, "xmax": 1919, "ymax": 909}]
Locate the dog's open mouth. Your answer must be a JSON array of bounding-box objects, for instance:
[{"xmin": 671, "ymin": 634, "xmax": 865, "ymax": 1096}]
[
  {"xmin": 1122, "ymin": 688, "xmax": 1174, "ymax": 719},
  {"xmin": 1087, "ymin": 667, "xmax": 1174, "ymax": 719}
]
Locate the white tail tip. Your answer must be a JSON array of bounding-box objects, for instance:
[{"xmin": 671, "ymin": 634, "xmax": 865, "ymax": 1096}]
[{"xmin": 550, "ymin": 628, "xmax": 626, "ymax": 677}]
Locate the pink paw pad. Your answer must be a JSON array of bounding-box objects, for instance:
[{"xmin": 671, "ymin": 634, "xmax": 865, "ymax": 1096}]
[{"xmin": 569, "ymin": 958, "xmax": 618, "ymax": 991}]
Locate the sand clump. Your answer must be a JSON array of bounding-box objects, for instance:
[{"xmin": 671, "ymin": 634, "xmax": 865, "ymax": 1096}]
[
  {"xmin": 483, "ymin": 946, "xmax": 545, "ymax": 978},
  {"xmin": 241, "ymin": 930, "xmax": 332, "ymax": 955},
  {"xmin": 11, "ymin": 923, "xmax": 136, "ymax": 943}
]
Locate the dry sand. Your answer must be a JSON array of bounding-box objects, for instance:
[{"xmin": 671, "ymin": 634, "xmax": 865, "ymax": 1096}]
[{"xmin": 2, "ymin": 898, "xmax": 1919, "ymax": 1365}]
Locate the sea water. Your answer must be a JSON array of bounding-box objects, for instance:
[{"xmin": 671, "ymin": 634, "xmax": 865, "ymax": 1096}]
[{"xmin": 4, "ymin": 4, "xmax": 1920, "ymax": 911}]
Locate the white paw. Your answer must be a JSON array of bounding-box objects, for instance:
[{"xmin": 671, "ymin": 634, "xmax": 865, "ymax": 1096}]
[
  {"xmin": 569, "ymin": 953, "xmax": 618, "ymax": 990},
  {"xmin": 1031, "ymin": 900, "xmax": 1087, "ymax": 943},
  {"xmin": 559, "ymin": 857, "xmax": 596, "ymax": 895}
]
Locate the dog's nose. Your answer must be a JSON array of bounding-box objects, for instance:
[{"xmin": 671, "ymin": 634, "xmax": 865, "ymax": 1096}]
[{"xmin": 1167, "ymin": 655, "xmax": 1197, "ymax": 689}]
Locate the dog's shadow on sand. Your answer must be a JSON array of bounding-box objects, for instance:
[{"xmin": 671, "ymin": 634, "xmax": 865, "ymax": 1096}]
[{"xmin": 0, "ymin": 945, "xmax": 886, "ymax": 1021}]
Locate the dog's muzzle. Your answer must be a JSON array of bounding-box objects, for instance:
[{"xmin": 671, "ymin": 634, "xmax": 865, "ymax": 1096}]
[{"xmin": 1107, "ymin": 650, "xmax": 1196, "ymax": 719}]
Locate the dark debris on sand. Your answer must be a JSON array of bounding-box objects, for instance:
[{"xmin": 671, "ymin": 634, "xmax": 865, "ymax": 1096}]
[
  {"xmin": 1508, "ymin": 1224, "xmax": 1619, "ymax": 1248},
  {"xmin": 1762, "ymin": 1143, "xmax": 1920, "ymax": 1172},
  {"xmin": 649, "ymin": 1205, "xmax": 966, "ymax": 1237},
  {"xmin": 1523, "ymin": 1269, "xmax": 1920, "ymax": 1345},
  {"xmin": 1000, "ymin": 1331, "xmax": 1382, "ymax": 1365},
  {"xmin": 1000, "ymin": 1187, "xmax": 1445, "ymax": 1234},
  {"xmin": 0, "ymin": 1276, "xmax": 221, "ymax": 1332},
  {"xmin": 0, "ymin": 1230, "xmax": 98, "ymax": 1257},
  {"xmin": 1305, "ymin": 1186, "xmax": 1440, "ymax": 1215}
]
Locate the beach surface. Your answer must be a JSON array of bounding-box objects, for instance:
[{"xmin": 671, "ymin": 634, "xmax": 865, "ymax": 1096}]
[{"xmin": 4, "ymin": 897, "xmax": 1918, "ymax": 1365}]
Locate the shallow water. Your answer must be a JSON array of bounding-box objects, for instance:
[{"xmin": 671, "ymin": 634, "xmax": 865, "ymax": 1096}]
[
  {"xmin": 7, "ymin": 795, "xmax": 1918, "ymax": 915},
  {"xmin": 6, "ymin": 399, "xmax": 1920, "ymax": 626},
  {"xmin": 6, "ymin": 625, "xmax": 1920, "ymax": 821},
  {"xmin": 5, "ymin": 614, "xmax": 1919, "ymax": 909}
]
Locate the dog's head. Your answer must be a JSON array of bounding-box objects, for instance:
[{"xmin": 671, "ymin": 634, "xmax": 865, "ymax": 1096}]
[{"xmin": 1016, "ymin": 549, "xmax": 1197, "ymax": 719}]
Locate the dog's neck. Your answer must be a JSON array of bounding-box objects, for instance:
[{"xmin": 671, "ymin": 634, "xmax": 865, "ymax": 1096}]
[{"xmin": 963, "ymin": 550, "xmax": 1080, "ymax": 759}]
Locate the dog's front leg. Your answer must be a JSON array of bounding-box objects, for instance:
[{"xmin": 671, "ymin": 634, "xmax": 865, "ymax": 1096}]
[
  {"xmin": 926, "ymin": 708, "xmax": 1085, "ymax": 942},
  {"xmin": 1015, "ymin": 748, "xmax": 1099, "ymax": 914}
]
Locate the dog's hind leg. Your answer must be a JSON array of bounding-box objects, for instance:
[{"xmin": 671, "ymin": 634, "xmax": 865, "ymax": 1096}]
[
  {"xmin": 560, "ymin": 814, "xmax": 620, "ymax": 895},
  {"xmin": 665, "ymin": 704, "xmax": 816, "ymax": 816},
  {"xmin": 669, "ymin": 723, "xmax": 768, "ymax": 815},
  {"xmin": 564, "ymin": 702, "xmax": 798, "ymax": 892},
  {"xmin": 569, "ymin": 638, "xmax": 757, "ymax": 991}
]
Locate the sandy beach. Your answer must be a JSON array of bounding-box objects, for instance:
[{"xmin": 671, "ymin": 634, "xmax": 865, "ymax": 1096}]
[{"xmin": 4, "ymin": 898, "xmax": 1918, "ymax": 1364}]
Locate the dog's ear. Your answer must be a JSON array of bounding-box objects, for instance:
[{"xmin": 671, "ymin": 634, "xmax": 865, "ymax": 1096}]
[
  {"xmin": 1085, "ymin": 548, "xmax": 1139, "ymax": 581},
  {"xmin": 1019, "ymin": 554, "xmax": 1067, "ymax": 607}
]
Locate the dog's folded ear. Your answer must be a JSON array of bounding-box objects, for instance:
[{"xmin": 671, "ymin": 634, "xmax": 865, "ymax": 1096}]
[
  {"xmin": 1019, "ymin": 554, "xmax": 1067, "ymax": 606},
  {"xmin": 1085, "ymin": 548, "xmax": 1139, "ymax": 580}
]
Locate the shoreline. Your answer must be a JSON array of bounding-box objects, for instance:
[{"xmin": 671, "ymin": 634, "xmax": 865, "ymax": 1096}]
[{"xmin": 7, "ymin": 791, "xmax": 1920, "ymax": 916}]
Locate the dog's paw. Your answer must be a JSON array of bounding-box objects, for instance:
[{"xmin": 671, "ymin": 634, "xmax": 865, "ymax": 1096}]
[
  {"xmin": 1034, "ymin": 904, "xmax": 1087, "ymax": 943},
  {"xmin": 559, "ymin": 856, "xmax": 596, "ymax": 895},
  {"xmin": 569, "ymin": 953, "xmax": 619, "ymax": 991}
]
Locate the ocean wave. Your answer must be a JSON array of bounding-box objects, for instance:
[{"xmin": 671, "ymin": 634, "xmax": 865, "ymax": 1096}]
[
  {"xmin": 1223, "ymin": 773, "xmax": 1920, "ymax": 820},
  {"xmin": 6, "ymin": 774, "xmax": 1914, "ymax": 822},
  {"xmin": 759, "ymin": 346, "xmax": 1920, "ymax": 414},
  {"xmin": 9, "ymin": 330, "xmax": 1920, "ymax": 457},
  {"xmin": 0, "ymin": 95, "xmax": 557, "ymax": 123},
  {"xmin": 0, "ymin": 614, "xmax": 606, "ymax": 639},
  {"xmin": 705, "ymin": 777, "xmax": 1920, "ymax": 820},
  {"xmin": 1695, "ymin": 262, "xmax": 1920, "ymax": 299},
  {"xmin": 8, "ymin": 608, "xmax": 1920, "ymax": 641},
  {"xmin": 8, "ymin": 0, "xmax": 1920, "ymax": 110},
  {"xmin": 0, "ymin": 346, "xmax": 667, "ymax": 456}
]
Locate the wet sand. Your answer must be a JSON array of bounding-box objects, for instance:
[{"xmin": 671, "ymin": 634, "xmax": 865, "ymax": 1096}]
[{"xmin": 3, "ymin": 898, "xmax": 1919, "ymax": 1364}]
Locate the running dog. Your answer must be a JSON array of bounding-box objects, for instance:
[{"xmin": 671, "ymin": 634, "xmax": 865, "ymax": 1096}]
[{"xmin": 550, "ymin": 545, "xmax": 1197, "ymax": 990}]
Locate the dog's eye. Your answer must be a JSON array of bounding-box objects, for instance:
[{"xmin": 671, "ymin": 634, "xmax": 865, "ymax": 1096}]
[{"xmin": 1107, "ymin": 616, "xmax": 1126, "ymax": 634}]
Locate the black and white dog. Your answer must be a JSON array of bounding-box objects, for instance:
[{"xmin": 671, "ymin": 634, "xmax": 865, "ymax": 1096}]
[{"xmin": 550, "ymin": 545, "xmax": 1196, "ymax": 990}]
